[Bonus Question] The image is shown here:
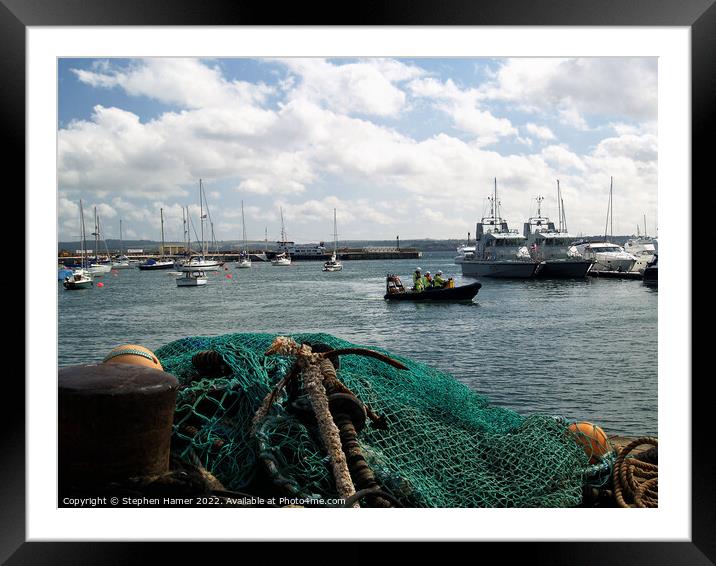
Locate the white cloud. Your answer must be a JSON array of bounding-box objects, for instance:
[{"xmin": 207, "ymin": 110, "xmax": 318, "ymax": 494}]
[
  {"xmin": 280, "ymin": 58, "xmax": 424, "ymax": 117},
  {"xmin": 408, "ymin": 77, "xmax": 517, "ymax": 145},
  {"xmin": 525, "ymin": 122, "xmax": 556, "ymax": 141},
  {"xmin": 481, "ymin": 58, "xmax": 657, "ymax": 129}
]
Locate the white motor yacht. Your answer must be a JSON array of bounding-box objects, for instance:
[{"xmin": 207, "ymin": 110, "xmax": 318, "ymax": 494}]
[
  {"xmin": 571, "ymin": 241, "xmax": 636, "ymax": 272},
  {"xmin": 624, "ymin": 237, "xmax": 657, "ymax": 273},
  {"xmin": 63, "ymin": 268, "xmax": 94, "ymax": 290}
]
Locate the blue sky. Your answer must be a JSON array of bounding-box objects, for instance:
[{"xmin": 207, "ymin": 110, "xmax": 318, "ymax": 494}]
[{"xmin": 57, "ymin": 57, "xmax": 657, "ymax": 243}]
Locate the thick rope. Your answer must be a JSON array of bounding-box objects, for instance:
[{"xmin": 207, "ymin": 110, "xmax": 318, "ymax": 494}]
[
  {"xmin": 613, "ymin": 437, "xmax": 658, "ymax": 508},
  {"xmin": 262, "ymin": 337, "xmax": 358, "ymax": 506}
]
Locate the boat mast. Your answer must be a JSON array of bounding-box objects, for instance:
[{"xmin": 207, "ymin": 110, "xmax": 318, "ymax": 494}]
[
  {"xmin": 80, "ymin": 199, "xmax": 86, "ymax": 268},
  {"xmin": 610, "ymin": 177, "xmax": 614, "ymax": 240},
  {"xmin": 280, "ymin": 207, "xmax": 287, "ymax": 243},
  {"xmin": 644, "ymin": 213, "xmax": 648, "ymax": 238},
  {"xmin": 604, "ymin": 177, "xmax": 612, "ymax": 240},
  {"xmin": 241, "ymin": 201, "xmax": 247, "ymax": 253},
  {"xmin": 199, "ymin": 179, "xmax": 205, "ymax": 257},
  {"xmin": 333, "ymin": 208, "xmax": 338, "ymax": 256},
  {"xmin": 93, "ymin": 207, "xmax": 99, "ymax": 261},
  {"xmin": 119, "ymin": 219, "xmax": 123, "ymax": 255},
  {"xmin": 556, "ymin": 179, "xmax": 562, "ymax": 232},
  {"xmin": 160, "ymin": 207, "xmax": 165, "ymax": 260},
  {"xmin": 561, "ymin": 196, "xmax": 568, "ymax": 234}
]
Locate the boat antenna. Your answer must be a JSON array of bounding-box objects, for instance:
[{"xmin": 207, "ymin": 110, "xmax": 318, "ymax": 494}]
[{"xmin": 536, "ymin": 195, "xmax": 544, "ymax": 218}]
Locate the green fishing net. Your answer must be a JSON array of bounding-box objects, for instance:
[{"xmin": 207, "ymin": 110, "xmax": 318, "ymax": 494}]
[{"xmin": 155, "ymin": 332, "xmax": 595, "ymax": 507}]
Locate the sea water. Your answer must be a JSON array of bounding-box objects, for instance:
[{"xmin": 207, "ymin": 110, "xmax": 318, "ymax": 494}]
[{"xmin": 57, "ymin": 252, "xmax": 657, "ymax": 436}]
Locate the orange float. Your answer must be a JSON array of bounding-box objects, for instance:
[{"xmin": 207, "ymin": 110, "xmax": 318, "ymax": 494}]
[
  {"xmin": 102, "ymin": 344, "xmax": 164, "ymax": 371},
  {"xmin": 568, "ymin": 421, "xmax": 612, "ymax": 464}
]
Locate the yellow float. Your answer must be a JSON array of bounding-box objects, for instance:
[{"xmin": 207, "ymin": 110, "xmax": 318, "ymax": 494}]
[{"xmin": 102, "ymin": 344, "xmax": 164, "ymax": 371}]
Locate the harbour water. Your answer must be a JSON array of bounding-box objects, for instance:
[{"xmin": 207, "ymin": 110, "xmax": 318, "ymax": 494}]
[{"xmin": 58, "ymin": 252, "xmax": 657, "ymax": 436}]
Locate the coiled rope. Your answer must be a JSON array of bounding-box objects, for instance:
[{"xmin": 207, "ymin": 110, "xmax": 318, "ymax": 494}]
[{"xmin": 613, "ymin": 437, "xmax": 658, "ymax": 508}]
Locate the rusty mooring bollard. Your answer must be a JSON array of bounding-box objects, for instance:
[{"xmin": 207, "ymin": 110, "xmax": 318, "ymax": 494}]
[{"xmin": 59, "ymin": 362, "xmax": 178, "ymax": 489}]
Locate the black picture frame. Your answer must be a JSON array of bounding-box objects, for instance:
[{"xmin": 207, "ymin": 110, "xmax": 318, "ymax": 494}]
[{"xmin": 7, "ymin": 0, "xmax": 707, "ymax": 562}]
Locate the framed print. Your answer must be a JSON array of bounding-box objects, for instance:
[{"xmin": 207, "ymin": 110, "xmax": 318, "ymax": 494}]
[{"xmin": 8, "ymin": 0, "xmax": 709, "ymax": 562}]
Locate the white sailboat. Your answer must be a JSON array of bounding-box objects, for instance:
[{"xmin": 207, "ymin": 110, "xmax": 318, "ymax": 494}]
[
  {"xmin": 111, "ymin": 219, "xmax": 131, "ymax": 269},
  {"xmin": 271, "ymin": 207, "xmax": 292, "ymax": 266},
  {"xmin": 88, "ymin": 208, "xmax": 112, "ymax": 276},
  {"xmin": 178, "ymin": 179, "xmax": 223, "ymax": 271},
  {"xmin": 322, "ymin": 208, "xmax": 343, "ymax": 272},
  {"xmin": 236, "ymin": 201, "xmax": 251, "ymax": 268},
  {"xmin": 63, "ymin": 200, "xmax": 94, "ymax": 290},
  {"xmin": 138, "ymin": 208, "xmax": 175, "ymax": 270}
]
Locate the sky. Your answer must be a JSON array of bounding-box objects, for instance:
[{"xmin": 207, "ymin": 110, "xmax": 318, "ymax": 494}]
[{"xmin": 57, "ymin": 57, "xmax": 658, "ymax": 244}]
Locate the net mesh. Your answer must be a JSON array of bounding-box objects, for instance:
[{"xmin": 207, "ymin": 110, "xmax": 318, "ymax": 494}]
[{"xmin": 156, "ymin": 332, "xmax": 597, "ymax": 507}]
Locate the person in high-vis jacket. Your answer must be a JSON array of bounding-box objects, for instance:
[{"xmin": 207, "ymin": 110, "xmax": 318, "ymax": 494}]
[
  {"xmin": 433, "ymin": 270, "xmax": 447, "ymax": 287},
  {"xmin": 413, "ymin": 268, "xmax": 423, "ymax": 290},
  {"xmin": 424, "ymin": 271, "xmax": 434, "ymax": 288}
]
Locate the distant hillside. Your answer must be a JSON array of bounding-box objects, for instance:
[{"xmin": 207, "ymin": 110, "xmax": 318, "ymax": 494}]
[{"xmin": 58, "ymin": 235, "xmax": 641, "ymax": 254}]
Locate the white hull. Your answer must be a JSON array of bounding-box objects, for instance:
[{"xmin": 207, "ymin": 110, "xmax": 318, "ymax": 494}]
[
  {"xmin": 176, "ymin": 270, "xmax": 208, "ymax": 286},
  {"xmin": 323, "ymin": 263, "xmax": 343, "ymax": 272},
  {"xmin": 589, "ymin": 255, "xmax": 636, "ymax": 273},
  {"xmin": 89, "ymin": 263, "xmax": 112, "ymax": 275},
  {"xmin": 111, "ymin": 262, "xmax": 131, "ymax": 269},
  {"xmin": 461, "ymin": 260, "xmax": 539, "ymax": 278},
  {"xmin": 272, "ymin": 258, "xmax": 292, "ymax": 266},
  {"xmin": 236, "ymin": 259, "xmax": 252, "ymax": 269},
  {"xmin": 63, "ymin": 269, "xmax": 94, "ymax": 289},
  {"xmin": 176, "ymin": 278, "xmax": 208, "ymax": 286},
  {"xmin": 177, "ymin": 260, "xmax": 222, "ymax": 272}
]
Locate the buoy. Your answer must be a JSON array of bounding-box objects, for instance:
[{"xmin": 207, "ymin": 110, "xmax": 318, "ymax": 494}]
[
  {"xmin": 97, "ymin": 282, "xmax": 104, "ymax": 288},
  {"xmin": 568, "ymin": 421, "xmax": 612, "ymax": 464},
  {"xmin": 102, "ymin": 344, "xmax": 163, "ymax": 371},
  {"xmin": 226, "ymin": 274, "xmax": 233, "ymax": 279}
]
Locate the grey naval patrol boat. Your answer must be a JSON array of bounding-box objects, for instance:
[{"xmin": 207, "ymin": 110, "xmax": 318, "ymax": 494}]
[
  {"xmin": 523, "ymin": 191, "xmax": 593, "ymax": 278},
  {"xmin": 460, "ymin": 179, "xmax": 541, "ymax": 279}
]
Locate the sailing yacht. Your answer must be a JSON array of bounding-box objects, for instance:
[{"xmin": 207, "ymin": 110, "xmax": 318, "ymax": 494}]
[
  {"xmin": 522, "ymin": 186, "xmax": 594, "ymax": 278},
  {"xmin": 177, "ymin": 180, "xmax": 223, "ymax": 271},
  {"xmin": 322, "ymin": 208, "xmax": 343, "ymax": 272},
  {"xmin": 111, "ymin": 219, "xmax": 131, "ymax": 269},
  {"xmin": 63, "ymin": 200, "xmax": 94, "ymax": 290},
  {"xmin": 88, "ymin": 208, "xmax": 112, "ymax": 276},
  {"xmin": 138, "ymin": 208, "xmax": 175, "ymax": 270},
  {"xmin": 271, "ymin": 207, "xmax": 292, "ymax": 266},
  {"xmin": 460, "ymin": 179, "xmax": 541, "ymax": 278},
  {"xmin": 236, "ymin": 201, "xmax": 252, "ymax": 269},
  {"xmin": 572, "ymin": 178, "xmax": 636, "ymax": 273}
]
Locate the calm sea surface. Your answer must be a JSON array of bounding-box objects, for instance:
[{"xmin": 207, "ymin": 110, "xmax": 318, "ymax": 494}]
[{"xmin": 57, "ymin": 252, "xmax": 657, "ymax": 436}]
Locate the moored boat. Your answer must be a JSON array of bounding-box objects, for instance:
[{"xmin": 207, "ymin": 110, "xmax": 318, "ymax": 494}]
[
  {"xmin": 460, "ymin": 179, "xmax": 540, "ymax": 279},
  {"xmin": 523, "ymin": 191, "xmax": 593, "ymax": 279},
  {"xmin": 176, "ymin": 269, "xmax": 208, "ymax": 287}
]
